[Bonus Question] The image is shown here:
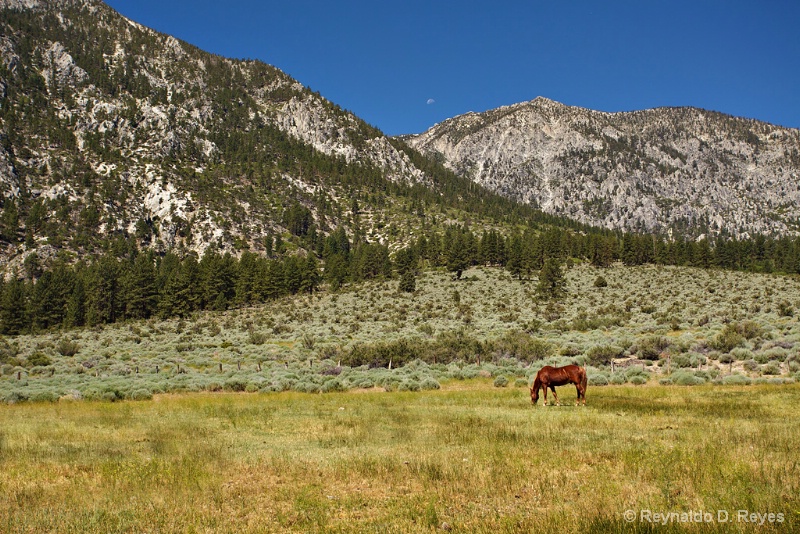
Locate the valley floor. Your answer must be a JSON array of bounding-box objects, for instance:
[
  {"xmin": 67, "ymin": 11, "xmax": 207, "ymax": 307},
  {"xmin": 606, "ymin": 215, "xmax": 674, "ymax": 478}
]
[{"xmin": 1, "ymin": 382, "xmax": 797, "ymax": 533}]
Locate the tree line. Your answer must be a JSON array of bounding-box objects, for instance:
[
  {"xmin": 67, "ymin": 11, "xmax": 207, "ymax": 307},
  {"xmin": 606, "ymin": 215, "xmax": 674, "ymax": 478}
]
[{"xmin": 4, "ymin": 221, "xmax": 800, "ymax": 335}]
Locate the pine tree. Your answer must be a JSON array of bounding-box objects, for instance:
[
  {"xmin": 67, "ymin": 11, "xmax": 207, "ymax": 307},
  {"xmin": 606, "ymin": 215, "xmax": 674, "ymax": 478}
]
[
  {"xmin": 398, "ymin": 268, "xmax": 416, "ymax": 293},
  {"xmin": 536, "ymin": 257, "xmax": 567, "ymax": 300},
  {"xmin": 124, "ymin": 252, "xmax": 157, "ymax": 319},
  {"xmin": 0, "ymin": 274, "xmax": 27, "ymax": 335},
  {"xmin": 86, "ymin": 255, "xmax": 121, "ymax": 325},
  {"xmin": 300, "ymin": 254, "xmax": 321, "ymax": 294}
]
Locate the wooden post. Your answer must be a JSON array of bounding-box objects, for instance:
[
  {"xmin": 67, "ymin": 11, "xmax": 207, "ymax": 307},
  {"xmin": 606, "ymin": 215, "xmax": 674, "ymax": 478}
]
[
  {"xmin": 17, "ymin": 371, "xmax": 21, "ymax": 380},
  {"xmin": 156, "ymin": 365, "xmax": 159, "ymax": 374},
  {"xmin": 257, "ymin": 362, "xmax": 262, "ymax": 372},
  {"xmin": 135, "ymin": 366, "xmax": 139, "ymax": 374},
  {"xmin": 219, "ymin": 362, "xmax": 223, "ymax": 372},
  {"xmin": 237, "ymin": 361, "xmax": 241, "ymax": 371},
  {"xmin": 611, "ymin": 361, "xmax": 615, "ymax": 374}
]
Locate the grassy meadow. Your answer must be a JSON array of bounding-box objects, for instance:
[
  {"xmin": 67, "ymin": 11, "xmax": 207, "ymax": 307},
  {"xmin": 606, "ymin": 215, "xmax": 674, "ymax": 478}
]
[{"xmin": 1, "ymin": 382, "xmax": 798, "ymax": 532}]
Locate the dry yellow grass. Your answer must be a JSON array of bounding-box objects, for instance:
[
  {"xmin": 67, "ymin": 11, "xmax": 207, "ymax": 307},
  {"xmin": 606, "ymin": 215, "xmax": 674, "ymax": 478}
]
[{"xmin": 1, "ymin": 381, "xmax": 798, "ymax": 532}]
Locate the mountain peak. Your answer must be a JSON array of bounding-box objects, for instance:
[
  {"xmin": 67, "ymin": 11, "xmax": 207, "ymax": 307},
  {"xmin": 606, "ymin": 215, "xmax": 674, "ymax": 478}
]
[{"xmin": 406, "ymin": 100, "xmax": 800, "ymax": 237}]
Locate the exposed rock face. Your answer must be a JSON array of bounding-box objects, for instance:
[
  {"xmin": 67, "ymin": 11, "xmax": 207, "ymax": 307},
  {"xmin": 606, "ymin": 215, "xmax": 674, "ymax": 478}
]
[
  {"xmin": 0, "ymin": 0, "xmax": 437, "ymax": 267},
  {"xmin": 405, "ymin": 97, "xmax": 800, "ymax": 237}
]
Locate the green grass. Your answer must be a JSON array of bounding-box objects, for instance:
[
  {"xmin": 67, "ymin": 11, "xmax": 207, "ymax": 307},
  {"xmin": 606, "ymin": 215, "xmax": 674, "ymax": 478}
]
[{"xmin": 1, "ymin": 382, "xmax": 798, "ymax": 532}]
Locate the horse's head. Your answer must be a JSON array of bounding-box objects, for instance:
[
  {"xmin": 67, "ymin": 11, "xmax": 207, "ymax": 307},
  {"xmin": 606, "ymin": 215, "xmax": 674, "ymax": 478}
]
[{"xmin": 530, "ymin": 385, "xmax": 539, "ymax": 405}]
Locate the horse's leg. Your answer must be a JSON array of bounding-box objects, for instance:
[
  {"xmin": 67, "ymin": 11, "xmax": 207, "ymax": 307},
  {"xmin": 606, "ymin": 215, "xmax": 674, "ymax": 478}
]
[
  {"xmin": 551, "ymin": 386, "xmax": 560, "ymax": 406},
  {"xmin": 542, "ymin": 383, "xmax": 548, "ymax": 406},
  {"xmin": 575, "ymin": 383, "xmax": 580, "ymax": 406}
]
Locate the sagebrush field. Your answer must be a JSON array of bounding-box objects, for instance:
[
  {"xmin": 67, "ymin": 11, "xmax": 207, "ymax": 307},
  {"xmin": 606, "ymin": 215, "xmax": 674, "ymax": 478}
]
[{"xmin": 2, "ymin": 264, "xmax": 800, "ymax": 401}]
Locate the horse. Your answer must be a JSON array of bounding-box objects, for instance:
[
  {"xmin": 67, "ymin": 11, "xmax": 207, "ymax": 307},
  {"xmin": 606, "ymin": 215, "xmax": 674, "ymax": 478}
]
[{"xmin": 530, "ymin": 364, "xmax": 587, "ymax": 406}]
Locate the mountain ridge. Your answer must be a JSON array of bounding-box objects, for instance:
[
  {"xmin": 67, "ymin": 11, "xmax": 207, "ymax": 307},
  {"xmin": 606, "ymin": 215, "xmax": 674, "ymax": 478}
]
[
  {"xmin": 1, "ymin": 0, "xmax": 533, "ymax": 275},
  {"xmin": 405, "ymin": 97, "xmax": 800, "ymax": 238}
]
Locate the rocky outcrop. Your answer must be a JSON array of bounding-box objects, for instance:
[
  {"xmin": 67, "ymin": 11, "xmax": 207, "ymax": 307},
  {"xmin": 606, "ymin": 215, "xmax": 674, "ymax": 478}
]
[{"xmin": 405, "ymin": 97, "xmax": 800, "ymax": 237}]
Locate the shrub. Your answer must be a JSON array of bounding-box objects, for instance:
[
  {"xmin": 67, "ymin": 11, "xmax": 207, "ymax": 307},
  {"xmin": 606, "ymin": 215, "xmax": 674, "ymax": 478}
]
[
  {"xmin": 321, "ymin": 378, "xmax": 346, "ymax": 393},
  {"xmin": 128, "ymin": 388, "xmax": 153, "ymax": 401},
  {"xmin": 637, "ymin": 336, "xmax": 671, "ymax": 360},
  {"xmin": 514, "ymin": 378, "xmax": 528, "ymax": 388},
  {"xmin": 248, "ymin": 331, "xmax": 267, "ymax": 345},
  {"xmin": 659, "ymin": 378, "xmax": 673, "ymax": 385},
  {"xmin": 671, "ymin": 371, "xmax": 705, "ymax": 386},
  {"xmin": 671, "ymin": 354, "xmax": 692, "ymax": 368},
  {"xmin": 730, "ymin": 348, "xmax": 753, "ymax": 361},
  {"xmin": 57, "ymin": 339, "xmax": 80, "ymax": 357},
  {"xmin": 710, "ymin": 325, "xmax": 745, "ymax": 353},
  {"xmin": 761, "ymin": 362, "xmax": 781, "ymax": 376},
  {"xmin": 29, "ymin": 390, "xmax": 59, "ymax": 403},
  {"xmin": 609, "ymin": 373, "xmax": 627, "ymax": 385},
  {"xmin": 689, "ymin": 353, "xmax": 707, "ymax": 368},
  {"xmin": 223, "ymin": 378, "xmax": 248, "ymax": 392},
  {"xmin": 722, "ymin": 374, "xmax": 752, "ymax": 386},
  {"xmin": 743, "ymin": 359, "xmax": 760, "ymax": 372},
  {"xmin": 629, "ymin": 375, "xmax": 647, "ymax": 385},
  {"xmin": 27, "ymin": 352, "xmax": 52, "ymax": 367},
  {"xmin": 493, "ymin": 375, "xmax": 509, "ymax": 388},
  {"xmin": 593, "ymin": 276, "xmax": 608, "ymax": 288},
  {"xmin": 420, "ymin": 377, "xmax": 441, "ymax": 390},
  {"xmin": 589, "ymin": 373, "xmax": 609, "ymax": 386},
  {"xmin": 398, "ymin": 380, "xmax": 421, "ymax": 392},
  {"xmin": 587, "ymin": 345, "xmax": 624, "ymax": 365},
  {"xmin": 778, "ymin": 300, "xmax": 794, "ymax": 317},
  {"xmin": 758, "ymin": 347, "xmax": 788, "ymax": 363},
  {"xmin": 295, "ymin": 381, "xmax": 321, "ymax": 393}
]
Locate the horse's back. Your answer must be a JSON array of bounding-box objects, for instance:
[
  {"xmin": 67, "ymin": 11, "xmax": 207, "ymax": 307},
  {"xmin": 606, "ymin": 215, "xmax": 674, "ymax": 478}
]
[{"xmin": 537, "ymin": 364, "xmax": 583, "ymax": 386}]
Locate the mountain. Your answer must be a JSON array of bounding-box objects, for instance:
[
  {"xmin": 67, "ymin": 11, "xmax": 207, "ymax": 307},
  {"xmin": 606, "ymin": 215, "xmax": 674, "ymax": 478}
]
[
  {"xmin": 404, "ymin": 97, "xmax": 800, "ymax": 238},
  {"xmin": 1, "ymin": 0, "xmax": 542, "ymax": 274}
]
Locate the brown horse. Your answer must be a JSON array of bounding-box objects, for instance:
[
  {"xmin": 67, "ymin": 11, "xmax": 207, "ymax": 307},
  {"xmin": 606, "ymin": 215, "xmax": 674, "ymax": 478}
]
[{"xmin": 530, "ymin": 364, "xmax": 587, "ymax": 406}]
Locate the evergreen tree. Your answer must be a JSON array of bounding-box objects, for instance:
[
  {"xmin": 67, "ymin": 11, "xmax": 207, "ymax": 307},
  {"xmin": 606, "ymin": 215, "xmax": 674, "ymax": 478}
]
[
  {"xmin": 234, "ymin": 250, "xmax": 259, "ymax": 305},
  {"xmin": 300, "ymin": 254, "xmax": 321, "ymax": 294},
  {"xmin": 0, "ymin": 274, "xmax": 27, "ymax": 335},
  {"xmin": 446, "ymin": 229, "xmax": 470, "ymax": 279},
  {"xmin": 324, "ymin": 253, "xmax": 349, "ymax": 291},
  {"xmin": 64, "ymin": 274, "xmax": 86, "ymax": 328},
  {"xmin": 262, "ymin": 259, "xmax": 286, "ymax": 299},
  {"xmin": 398, "ymin": 268, "xmax": 416, "ymax": 293},
  {"xmin": 536, "ymin": 257, "xmax": 567, "ymax": 300},
  {"xmin": 506, "ymin": 234, "xmax": 524, "ymax": 280},
  {"xmin": 86, "ymin": 255, "xmax": 121, "ymax": 325},
  {"xmin": 124, "ymin": 252, "xmax": 157, "ymax": 319}
]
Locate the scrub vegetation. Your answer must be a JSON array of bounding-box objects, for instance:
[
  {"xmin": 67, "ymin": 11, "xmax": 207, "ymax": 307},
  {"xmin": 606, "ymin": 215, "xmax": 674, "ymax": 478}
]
[{"xmin": 2, "ymin": 263, "xmax": 800, "ymax": 403}]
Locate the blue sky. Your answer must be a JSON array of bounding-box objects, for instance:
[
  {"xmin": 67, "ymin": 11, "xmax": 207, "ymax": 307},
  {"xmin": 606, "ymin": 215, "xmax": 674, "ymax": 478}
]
[{"xmin": 104, "ymin": 0, "xmax": 800, "ymax": 136}]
